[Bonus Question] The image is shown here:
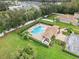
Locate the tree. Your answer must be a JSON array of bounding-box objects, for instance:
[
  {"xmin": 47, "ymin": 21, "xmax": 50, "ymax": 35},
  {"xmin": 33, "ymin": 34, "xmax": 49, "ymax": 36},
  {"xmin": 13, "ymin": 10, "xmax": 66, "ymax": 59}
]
[
  {"xmin": 0, "ymin": 6, "xmax": 41, "ymax": 33},
  {"xmin": 66, "ymin": 27, "xmax": 72, "ymax": 34},
  {"xmin": 15, "ymin": 45, "xmax": 36, "ymax": 59},
  {"xmin": 21, "ymin": 31, "xmax": 31, "ymax": 40},
  {"xmin": 0, "ymin": 19, "xmax": 4, "ymax": 33},
  {"xmin": 0, "ymin": 2, "xmax": 9, "ymax": 11}
]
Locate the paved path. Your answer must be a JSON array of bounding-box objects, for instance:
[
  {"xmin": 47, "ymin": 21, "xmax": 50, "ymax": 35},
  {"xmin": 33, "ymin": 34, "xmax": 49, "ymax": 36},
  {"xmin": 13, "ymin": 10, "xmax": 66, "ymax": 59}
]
[
  {"xmin": 24, "ymin": 20, "xmax": 35, "ymax": 26},
  {"xmin": 42, "ymin": 19, "xmax": 53, "ymax": 22}
]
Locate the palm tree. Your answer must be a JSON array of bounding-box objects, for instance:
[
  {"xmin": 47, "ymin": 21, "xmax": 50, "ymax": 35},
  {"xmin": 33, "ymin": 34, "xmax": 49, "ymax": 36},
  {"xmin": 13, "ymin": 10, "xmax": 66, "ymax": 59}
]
[{"xmin": 21, "ymin": 31, "xmax": 31, "ymax": 40}]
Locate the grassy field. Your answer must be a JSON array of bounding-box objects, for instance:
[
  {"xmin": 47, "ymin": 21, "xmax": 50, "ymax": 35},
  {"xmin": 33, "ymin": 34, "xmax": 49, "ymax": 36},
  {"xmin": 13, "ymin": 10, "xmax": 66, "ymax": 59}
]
[{"xmin": 0, "ymin": 32, "xmax": 77, "ymax": 59}]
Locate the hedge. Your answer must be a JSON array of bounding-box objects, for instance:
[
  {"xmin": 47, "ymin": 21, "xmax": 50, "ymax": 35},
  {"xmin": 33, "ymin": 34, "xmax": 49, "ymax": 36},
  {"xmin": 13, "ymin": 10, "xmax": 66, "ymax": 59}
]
[
  {"xmin": 63, "ymin": 49, "xmax": 79, "ymax": 58},
  {"xmin": 29, "ymin": 36, "xmax": 49, "ymax": 48},
  {"xmin": 61, "ymin": 40, "xmax": 79, "ymax": 58},
  {"xmin": 38, "ymin": 19, "xmax": 54, "ymax": 26},
  {"xmin": 54, "ymin": 39, "xmax": 79, "ymax": 58},
  {"xmin": 17, "ymin": 21, "xmax": 38, "ymax": 35},
  {"xmin": 54, "ymin": 39, "xmax": 66, "ymax": 48}
]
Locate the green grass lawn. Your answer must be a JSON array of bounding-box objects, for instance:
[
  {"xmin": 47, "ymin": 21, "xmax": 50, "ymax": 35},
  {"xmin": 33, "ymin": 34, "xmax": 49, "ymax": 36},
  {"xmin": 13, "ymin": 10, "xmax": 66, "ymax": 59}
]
[
  {"xmin": 0, "ymin": 32, "xmax": 77, "ymax": 59},
  {"xmin": 48, "ymin": 14, "xmax": 57, "ymax": 19}
]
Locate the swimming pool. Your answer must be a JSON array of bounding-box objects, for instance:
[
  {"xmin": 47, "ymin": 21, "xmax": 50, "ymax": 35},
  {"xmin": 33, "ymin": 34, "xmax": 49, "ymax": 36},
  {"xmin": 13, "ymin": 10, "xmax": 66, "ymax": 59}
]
[{"xmin": 32, "ymin": 26, "xmax": 45, "ymax": 35}]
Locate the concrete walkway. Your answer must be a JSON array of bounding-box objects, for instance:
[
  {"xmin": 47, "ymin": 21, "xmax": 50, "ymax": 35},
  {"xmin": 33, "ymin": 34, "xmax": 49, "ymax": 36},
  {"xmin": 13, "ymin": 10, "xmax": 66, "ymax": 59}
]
[
  {"xmin": 24, "ymin": 20, "xmax": 35, "ymax": 26},
  {"xmin": 42, "ymin": 19, "xmax": 54, "ymax": 22}
]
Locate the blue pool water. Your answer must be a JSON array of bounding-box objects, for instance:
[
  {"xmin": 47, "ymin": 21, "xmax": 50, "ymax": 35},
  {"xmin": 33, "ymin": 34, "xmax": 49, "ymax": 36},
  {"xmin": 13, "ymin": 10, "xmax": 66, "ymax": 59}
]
[{"xmin": 32, "ymin": 26, "xmax": 44, "ymax": 35}]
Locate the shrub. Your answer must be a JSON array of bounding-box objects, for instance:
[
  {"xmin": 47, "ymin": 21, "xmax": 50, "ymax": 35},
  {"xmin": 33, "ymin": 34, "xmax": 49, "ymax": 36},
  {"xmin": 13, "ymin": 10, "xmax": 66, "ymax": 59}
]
[
  {"xmin": 54, "ymin": 39, "xmax": 66, "ymax": 47},
  {"xmin": 38, "ymin": 20, "xmax": 53, "ymax": 26},
  {"xmin": 63, "ymin": 49, "xmax": 79, "ymax": 58},
  {"xmin": 63, "ymin": 31, "xmax": 71, "ymax": 36},
  {"xmin": 49, "ymin": 35, "xmax": 55, "ymax": 47},
  {"xmin": 17, "ymin": 21, "xmax": 38, "ymax": 35},
  {"xmin": 15, "ymin": 45, "xmax": 36, "ymax": 59}
]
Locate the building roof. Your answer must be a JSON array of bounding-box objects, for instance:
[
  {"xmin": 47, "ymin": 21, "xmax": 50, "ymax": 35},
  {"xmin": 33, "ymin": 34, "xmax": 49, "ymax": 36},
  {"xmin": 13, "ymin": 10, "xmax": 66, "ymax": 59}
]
[
  {"xmin": 43, "ymin": 25, "xmax": 59, "ymax": 39},
  {"xmin": 66, "ymin": 33, "xmax": 79, "ymax": 56},
  {"xmin": 57, "ymin": 14, "xmax": 78, "ymax": 25},
  {"xmin": 58, "ymin": 14, "xmax": 76, "ymax": 21}
]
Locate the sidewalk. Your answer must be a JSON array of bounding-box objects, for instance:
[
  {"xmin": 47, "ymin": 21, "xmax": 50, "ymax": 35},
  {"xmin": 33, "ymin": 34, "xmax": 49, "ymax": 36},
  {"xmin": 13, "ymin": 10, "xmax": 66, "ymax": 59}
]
[{"xmin": 42, "ymin": 19, "xmax": 54, "ymax": 22}]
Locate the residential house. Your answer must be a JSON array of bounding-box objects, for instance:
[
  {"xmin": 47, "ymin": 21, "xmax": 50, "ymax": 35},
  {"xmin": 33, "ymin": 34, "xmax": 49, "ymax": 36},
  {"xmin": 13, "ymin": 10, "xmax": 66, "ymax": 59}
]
[
  {"xmin": 66, "ymin": 33, "xmax": 79, "ymax": 56},
  {"xmin": 57, "ymin": 14, "xmax": 78, "ymax": 26},
  {"xmin": 42, "ymin": 25, "xmax": 59, "ymax": 45}
]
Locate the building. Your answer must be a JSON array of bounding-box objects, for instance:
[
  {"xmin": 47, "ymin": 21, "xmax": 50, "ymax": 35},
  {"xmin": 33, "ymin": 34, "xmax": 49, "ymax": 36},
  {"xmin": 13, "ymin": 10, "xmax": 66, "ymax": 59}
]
[
  {"xmin": 66, "ymin": 33, "xmax": 79, "ymax": 56},
  {"xmin": 42, "ymin": 25, "xmax": 59, "ymax": 45},
  {"xmin": 43, "ymin": 25, "xmax": 59, "ymax": 39},
  {"xmin": 57, "ymin": 14, "xmax": 78, "ymax": 26},
  {"xmin": 9, "ymin": 5, "xmax": 23, "ymax": 10},
  {"xmin": 9, "ymin": 1, "xmax": 41, "ymax": 10},
  {"xmin": 74, "ymin": 13, "xmax": 79, "ymax": 19}
]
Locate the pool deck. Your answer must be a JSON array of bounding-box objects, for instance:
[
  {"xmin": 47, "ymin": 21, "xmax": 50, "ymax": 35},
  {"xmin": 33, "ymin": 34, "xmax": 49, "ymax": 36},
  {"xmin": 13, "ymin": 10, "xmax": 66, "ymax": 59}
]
[
  {"xmin": 28, "ymin": 23, "xmax": 50, "ymax": 45},
  {"xmin": 28, "ymin": 23, "xmax": 59, "ymax": 45}
]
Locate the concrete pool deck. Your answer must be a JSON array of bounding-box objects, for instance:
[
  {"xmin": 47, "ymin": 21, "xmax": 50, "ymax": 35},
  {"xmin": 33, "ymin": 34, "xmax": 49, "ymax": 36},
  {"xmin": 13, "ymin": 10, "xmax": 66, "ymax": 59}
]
[{"xmin": 28, "ymin": 23, "xmax": 50, "ymax": 45}]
